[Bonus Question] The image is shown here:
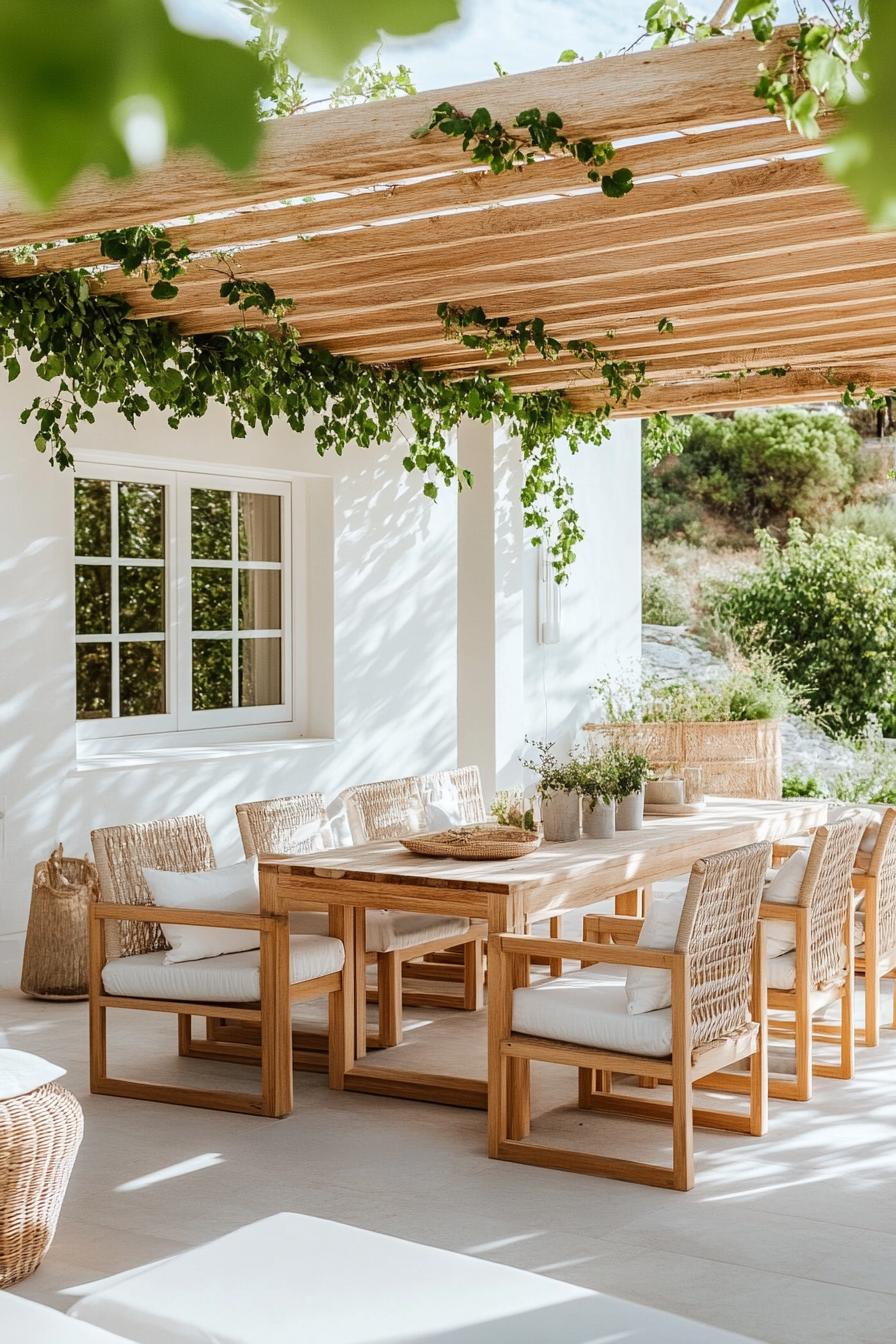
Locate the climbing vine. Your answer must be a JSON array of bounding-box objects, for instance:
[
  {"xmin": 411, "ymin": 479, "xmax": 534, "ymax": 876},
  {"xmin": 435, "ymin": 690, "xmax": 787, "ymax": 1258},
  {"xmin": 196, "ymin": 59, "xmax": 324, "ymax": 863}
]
[{"xmin": 413, "ymin": 104, "xmax": 634, "ymax": 196}]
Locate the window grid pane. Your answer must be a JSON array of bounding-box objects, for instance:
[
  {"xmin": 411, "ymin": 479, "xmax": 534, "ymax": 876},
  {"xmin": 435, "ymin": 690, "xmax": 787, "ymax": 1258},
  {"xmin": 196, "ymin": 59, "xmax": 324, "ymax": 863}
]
[
  {"xmin": 189, "ymin": 487, "xmax": 284, "ymax": 714},
  {"xmin": 75, "ymin": 477, "xmax": 167, "ymax": 722}
]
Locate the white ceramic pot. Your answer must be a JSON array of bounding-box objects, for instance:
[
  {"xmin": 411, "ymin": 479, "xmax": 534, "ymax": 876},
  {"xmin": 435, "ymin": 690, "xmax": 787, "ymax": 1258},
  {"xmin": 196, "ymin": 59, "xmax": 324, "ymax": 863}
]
[
  {"xmin": 645, "ymin": 778, "xmax": 685, "ymax": 806},
  {"xmin": 581, "ymin": 799, "xmax": 615, "ymax": 840},
  {"xmin": 540, "ymin": 790, "xmax": 581, "ymax": 842},
  {"xmin": 615, "ymin": 787, "xmax": 645, "ymax": 832}
]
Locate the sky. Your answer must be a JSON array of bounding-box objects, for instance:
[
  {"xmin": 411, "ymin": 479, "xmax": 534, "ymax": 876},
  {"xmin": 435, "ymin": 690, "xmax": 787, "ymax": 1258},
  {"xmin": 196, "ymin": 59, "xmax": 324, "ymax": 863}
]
[{"xmin": 169, "ymin": 0, "xmax": 805, "ymax": 93}]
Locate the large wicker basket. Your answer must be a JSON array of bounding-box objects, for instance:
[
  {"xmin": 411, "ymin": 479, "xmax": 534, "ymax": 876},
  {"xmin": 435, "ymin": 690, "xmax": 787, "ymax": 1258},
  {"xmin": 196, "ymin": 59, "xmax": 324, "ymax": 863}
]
[
  {"xmin": 582, "ymin": 719, "xmax": 782, "ymax": 800},
  {"xmin": 21, "ymin": 846, "xmax": 98, "ymax": 1001},
  {"xmin": 0, "ymin": 1082, "xmax": 83, "ymax": 1287}
]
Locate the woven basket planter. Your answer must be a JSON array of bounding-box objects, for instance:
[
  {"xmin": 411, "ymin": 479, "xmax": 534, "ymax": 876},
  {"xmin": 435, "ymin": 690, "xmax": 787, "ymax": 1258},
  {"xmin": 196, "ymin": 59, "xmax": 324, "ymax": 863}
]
[
  {"xmin": 582, "ymin": 719, "xmax": 782, "ymax": 801},
  {"xmin": 21, "ymin": 847, "xmax": 99, "ymax": 1001},
  {"xmin": 0, "ymin": 1082, "xmax": 83, "ymax": 1287}
]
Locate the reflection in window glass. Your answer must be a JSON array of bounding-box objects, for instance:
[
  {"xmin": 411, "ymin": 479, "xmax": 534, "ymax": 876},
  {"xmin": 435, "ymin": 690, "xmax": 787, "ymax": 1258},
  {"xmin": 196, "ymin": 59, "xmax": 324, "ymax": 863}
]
[
  {"xmin": 239, "ymin": 638, "xmax": 282, "ymax": 707},
  {"xmin": 74, "ymin": 479, "xmax": 111, "ymax": 556},
  {"xmin": 238, "ymin": 492, "xmax": 281, "ymax": 562},
  {"xmin": 119, "ymin": 566, "xmax": 164, "ymax": 634},
  {"xmin": 192, "ymin": 639, "xmax": 232, "ymax": 710},
  {"xmin": 191, "ymin": 489, "xmax": 232, "ymax": 560},
  {"xmin": 192, "ymin": 568, "xmax": 232, "ymax": 632},
  {"xmin": 76, "ymin": 644, "xmax": 112, "ymax": 718},
  {"xmin": 239, "ymin": 569, "xmax": 280, "ymax": 631},
  {"xmin": 75, "ymin": 565, "xmax": 111, "ymax": 635},
  {"xmin": 119, "ymin": 483, "xmax": 163, "ymax": 559},
  {"xmin": 120, "ymin": 642, "xmax": 166, "ymax": 716}
]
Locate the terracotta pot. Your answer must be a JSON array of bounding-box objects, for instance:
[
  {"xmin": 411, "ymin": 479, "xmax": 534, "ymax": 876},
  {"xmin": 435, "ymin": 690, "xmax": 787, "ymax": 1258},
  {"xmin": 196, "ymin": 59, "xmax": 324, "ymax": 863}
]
[
  {"xmin": 582, "ymin": 799, "xmax": 615, "ymax": 840},
  {"xmin": 540, "ymin": 790, "xmax": 581, "ymax": 842},
  {"xmin": 616, "ymin": 788, "xmax": 646, "ymax": 832}
]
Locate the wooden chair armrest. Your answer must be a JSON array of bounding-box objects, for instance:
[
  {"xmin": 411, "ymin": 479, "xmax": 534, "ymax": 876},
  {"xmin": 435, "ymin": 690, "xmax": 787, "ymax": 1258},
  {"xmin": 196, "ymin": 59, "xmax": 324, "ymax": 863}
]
[
  {"xmin": 492, "ymin": 932, "xmax": 676, "ymax": 971},
  {"xmin": 582, "ymin": 914, "xmax": 644, "ymax": 943},
  {"xmin": 92, "ymin": 902, "xmax": 276, "ymax": 932},
  {"xmin": 758, "ymin": 901, "xmax": 799, "ymax": 923}
]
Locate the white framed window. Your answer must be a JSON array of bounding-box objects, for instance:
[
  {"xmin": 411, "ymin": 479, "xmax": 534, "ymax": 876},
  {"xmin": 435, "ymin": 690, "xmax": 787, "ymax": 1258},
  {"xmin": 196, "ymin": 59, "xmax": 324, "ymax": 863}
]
[{"xmin": 75, "ymin": 462, "xmax": 292, "ymax": 739}]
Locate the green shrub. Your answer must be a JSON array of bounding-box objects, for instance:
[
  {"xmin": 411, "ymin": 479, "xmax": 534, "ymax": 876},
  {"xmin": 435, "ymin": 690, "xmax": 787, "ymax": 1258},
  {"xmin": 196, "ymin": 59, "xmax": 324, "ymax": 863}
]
[
  {"xmin": 781, "ymin": 772, "xmax": 828, "ymax": 798},
  {"xmin": 591, "ymin": 655, "xmax": 792, "ymax": 725},
  {"xmin": 713, "ymin": 521, "xmax": 896, "ymax": 734},
  {"xmin": 643, "ymin": 408, "xmax": 865, "ymax": 538},
  {"xmin": 827, "ymin": 498, "xmax": 896, "ymax": 552},
  {"xmin": 642, "ymin": 574, "xmax": 689, "ymax": 626}
]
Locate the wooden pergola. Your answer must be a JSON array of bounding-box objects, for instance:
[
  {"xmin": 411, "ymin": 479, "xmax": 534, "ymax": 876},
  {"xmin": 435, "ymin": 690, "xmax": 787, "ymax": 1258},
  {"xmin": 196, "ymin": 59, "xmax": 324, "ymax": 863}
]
[{"xmin": 2, "ymin": 26, "xmax": 895, "ymax": 417}]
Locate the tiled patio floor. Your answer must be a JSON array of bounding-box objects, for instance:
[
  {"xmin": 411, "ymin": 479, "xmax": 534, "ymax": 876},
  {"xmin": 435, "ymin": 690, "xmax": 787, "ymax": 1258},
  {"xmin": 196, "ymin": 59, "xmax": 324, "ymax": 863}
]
[{"xmin": 3, "ymin": 975, "xmax": 895, "ymax": 1344}]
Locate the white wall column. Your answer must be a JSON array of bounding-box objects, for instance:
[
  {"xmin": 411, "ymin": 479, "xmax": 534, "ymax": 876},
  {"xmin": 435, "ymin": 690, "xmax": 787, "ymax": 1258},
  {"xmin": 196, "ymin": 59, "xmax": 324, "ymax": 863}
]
[{"xmin": 457, "ymin": 418, "xmax": 525, "ymax": 799}]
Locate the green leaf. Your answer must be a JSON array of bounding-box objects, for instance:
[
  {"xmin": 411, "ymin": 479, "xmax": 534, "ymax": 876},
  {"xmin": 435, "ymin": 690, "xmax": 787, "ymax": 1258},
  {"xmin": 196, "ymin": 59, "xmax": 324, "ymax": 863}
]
[
  {"xmin": 557, "ymin": 49, "xmax": 579, "ymax": 63},
  {"xmin": 828, "ymin": 0, "xmax": 894, "ymax": 227},
  {"xmin": 0, "ymin": 0, "xmax": 265, "ymax": 206},
  {"xmin": 150, "ymin": 279, "xmax": 179, "ymax": 301},
  {"xmin": 791, "ymin": 89, "xmax": 821, "ymax": 139},
  {"xmin": 277, "ymin": 0, "xmax": 460, "ymax": 79}
]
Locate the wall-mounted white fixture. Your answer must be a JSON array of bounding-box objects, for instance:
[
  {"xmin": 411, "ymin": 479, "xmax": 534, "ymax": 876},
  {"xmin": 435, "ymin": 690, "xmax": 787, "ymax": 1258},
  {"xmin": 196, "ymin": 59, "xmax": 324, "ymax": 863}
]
[{"xmin": 538, "ymin": 545, "xmax": 561, "ymax": 645}]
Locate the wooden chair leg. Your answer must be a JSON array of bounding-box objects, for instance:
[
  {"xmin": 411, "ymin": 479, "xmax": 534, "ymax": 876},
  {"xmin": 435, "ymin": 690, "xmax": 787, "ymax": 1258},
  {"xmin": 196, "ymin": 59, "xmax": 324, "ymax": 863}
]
[
  {"xmin": 463, "ymin": 939, "xmax": 485, "ymax": 1011},
  {"xmin": 794, "ymin": 998, "xmax": 813, "ymax": 1101},
  {"xmin": 178, "ymin": 1014, "xmax": 192, "ymax": 1057},
  {"xmin": 578, "ymin": 1067, "xmax": 595, "ymax": 1107},
  {"xmin": 376, "ymin": 952, "xmax": 403, "ymax": 1048},
  {"xmin": 840, "ymin": 981, "xmax": 856, "ymax": 1078},
  {"xmin": 508, "ymin": 1057, "xmax": 531, "ymax": 1140},
  {"xmin": 671, "ymin": 1068, "xmax": 695, "ymax": 1191},
  {"xmin": 548, "ymin": 916, "xmax": 563, "ymax": 977},
  {"xmin": 863, "ymin": 914, "xmax": 880, "ymax": 1047}
]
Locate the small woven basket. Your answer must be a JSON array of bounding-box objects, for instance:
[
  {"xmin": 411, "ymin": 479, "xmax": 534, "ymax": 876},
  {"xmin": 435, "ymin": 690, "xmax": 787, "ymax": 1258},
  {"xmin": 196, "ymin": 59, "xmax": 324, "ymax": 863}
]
[
  {"xmin": 401, "ymin": 825, "xmax": 542, "ymax": 861},
  {"xmin": 21, "ymin": 845, "xmax": 98, "ymax": 1001},
  {"xmin": 0, "ymin": 1082, "xmax": 83, "ymax": 1287}
]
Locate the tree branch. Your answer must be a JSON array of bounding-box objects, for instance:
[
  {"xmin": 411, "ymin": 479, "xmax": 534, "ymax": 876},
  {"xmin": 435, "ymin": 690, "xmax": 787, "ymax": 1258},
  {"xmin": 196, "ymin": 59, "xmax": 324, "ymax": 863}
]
[{"xmin": 710, "ymin": 1, "xmax": 737, "ymax": 25}]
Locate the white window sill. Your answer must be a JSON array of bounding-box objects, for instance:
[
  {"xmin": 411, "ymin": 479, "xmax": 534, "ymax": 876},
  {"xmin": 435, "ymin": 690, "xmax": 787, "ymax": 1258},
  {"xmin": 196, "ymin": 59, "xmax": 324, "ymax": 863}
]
[{"xmin": 70, "ymin": 738, "xmax": 336, "ymax": 775}]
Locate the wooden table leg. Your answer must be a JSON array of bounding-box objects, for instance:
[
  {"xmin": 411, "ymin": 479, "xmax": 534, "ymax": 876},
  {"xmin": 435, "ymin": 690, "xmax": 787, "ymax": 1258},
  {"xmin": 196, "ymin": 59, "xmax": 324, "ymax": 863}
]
[
  {"xmin": 353, "ymin": 906, "xmax": 368, "ymax": 1060},
  {"xmin": 488, "ymin": 892, "xmax": 525, "ymax": 1157}
]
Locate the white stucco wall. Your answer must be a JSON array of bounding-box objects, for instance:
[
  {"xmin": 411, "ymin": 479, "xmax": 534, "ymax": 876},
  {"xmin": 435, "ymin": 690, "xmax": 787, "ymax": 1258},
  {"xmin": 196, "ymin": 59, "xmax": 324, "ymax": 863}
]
[{"xmin": 0, "ymin": 370, "xmax": 640, "ymax": 984}]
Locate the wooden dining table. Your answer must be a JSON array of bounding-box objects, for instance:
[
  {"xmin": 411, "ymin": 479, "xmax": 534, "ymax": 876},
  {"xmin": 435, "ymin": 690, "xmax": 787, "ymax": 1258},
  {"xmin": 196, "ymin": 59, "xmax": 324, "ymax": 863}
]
[{"xmin": 259, "ymin": 796, "xmax": 826, "ymax": 1120}]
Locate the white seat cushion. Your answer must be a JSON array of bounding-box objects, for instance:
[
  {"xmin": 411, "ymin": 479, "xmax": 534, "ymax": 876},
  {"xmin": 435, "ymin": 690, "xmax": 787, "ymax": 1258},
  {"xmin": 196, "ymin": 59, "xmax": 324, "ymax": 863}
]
[
  {"xmin": 286, "ymin": 909, "xmax": 472, "ymax": 954},
  {"xmin": 102, "ymin": 935, "xmax": 343, "ymax": 1002},
  {"xmin": 767, "ymin": 952, "xmax": 845, "ymax": 1010},
  {"xmin": 514, "ymin": 966, "xmax": 673, "ymax": 1058},
  {"xmin": 365, "ymin": 910, "xmax": 471, "ymax": 953},
  {"xmin": 0, "ymin": 1293, "xmax": 129, "ymax": 1343},
  {"xmin": 0, "ymin": 1048, "xmax": 65, "ymax": 1101},
  {"xmin": 70, "ymin": 1212, "xmax": 759, "ymax": 1343}
]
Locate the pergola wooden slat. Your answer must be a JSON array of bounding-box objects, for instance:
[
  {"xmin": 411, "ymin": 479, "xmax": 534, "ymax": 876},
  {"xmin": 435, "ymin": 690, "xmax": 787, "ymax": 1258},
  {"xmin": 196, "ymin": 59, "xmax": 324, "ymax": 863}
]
[{"xmin": 1, "ymin": 26, "xmax": 894, "ymax": 414}]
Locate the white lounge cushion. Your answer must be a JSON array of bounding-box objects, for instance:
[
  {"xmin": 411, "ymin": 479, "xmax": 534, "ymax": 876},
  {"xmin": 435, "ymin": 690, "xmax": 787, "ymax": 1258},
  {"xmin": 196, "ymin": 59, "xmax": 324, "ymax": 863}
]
[
  {"xmin": 70, "ymin": 1212, "xmax": 760, "ymax": 1343},
  {"xmin": 762, "ymin": 849, "xmax": 809, "ymax": 957},
  {"xmin": 102, "ymin": 934, "xmax": 343, "ymax": 1002},
  {"xmin": 0, "ymin": 1048, "xmax": 65, "ymax": 1101},
  {"xmin": 0, "ymin": 1292, "xmax": 129, "ymax": 1343},
  {"xmin": 514, "ymin": 967, "xmax": 673, "ymax": 1057},
  {"xmin": 143, "ymin": 858, "xmax": 260, "ymax": 964},
  {"xmin": 285, "ymin": 908, "xmax": 472, "ymax": 953},
  {"xmin": 625, "ymin": 891, "xmax": 685, "ymax": 1015}
]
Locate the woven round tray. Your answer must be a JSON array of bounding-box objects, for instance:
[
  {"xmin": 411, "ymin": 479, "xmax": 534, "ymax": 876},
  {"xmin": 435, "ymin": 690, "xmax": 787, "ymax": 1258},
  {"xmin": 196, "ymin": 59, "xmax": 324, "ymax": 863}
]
[{"xmin": 401, "ymin": 825, "xmax": 542, "ymax": 861}]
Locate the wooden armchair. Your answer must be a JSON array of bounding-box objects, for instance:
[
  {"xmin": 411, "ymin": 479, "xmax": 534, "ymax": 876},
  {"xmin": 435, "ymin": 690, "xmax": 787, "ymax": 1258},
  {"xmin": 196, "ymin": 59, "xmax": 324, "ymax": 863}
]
[
  {"xmin": 90, "ymin": 816, "xmax": 352, "ymax": 1116},
  {"xmin": 759, "ymin": 815, "xmax": 865, "ymax": 1100},
  {"xmin": 851, "ymin": 807, "xmax": 896, "ymax": 1046},
  {"xmin": 488, "ymin": 842, "xmax": 771, "ymax": 1191},
  {"xmin": 241, "ymin": 784, "xmax": 485, "ymax": 1049}
]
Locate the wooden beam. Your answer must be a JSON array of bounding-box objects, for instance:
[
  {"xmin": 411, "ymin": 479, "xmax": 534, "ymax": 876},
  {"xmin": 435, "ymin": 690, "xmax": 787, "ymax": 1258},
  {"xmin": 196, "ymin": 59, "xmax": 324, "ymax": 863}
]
[
  {"xmin": 0, "ymin": 29, "xmax": 797, "ymax": 249},
  {"xmin": 97, "ymin": 158, "xmax": 847, "ymax": 318},
  {"xmin": 585, "ymin": 366, "xmax": 896, "ymax": 415},
  {"xmin": 0, "ymin": 122, "xmax": 820, "ymax": 278}
]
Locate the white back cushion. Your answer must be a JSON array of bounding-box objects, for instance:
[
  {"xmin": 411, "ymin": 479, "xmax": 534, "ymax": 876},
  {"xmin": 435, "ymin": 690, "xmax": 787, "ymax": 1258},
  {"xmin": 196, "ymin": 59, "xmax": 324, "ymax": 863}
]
[
  {"xmin": 625, "ymin": 892, "xmax": 685, "ymax": 1015},
  {"xmin": 762, "ymin": 849, "xmax": 809, "ymax": 956},
  {"xmin": 143, "ymin": 858, "xmax": 259, "ymax": 964},
  {"xmin": 828, "ymin": 803, "xmax": 882, "ymax": 854}
]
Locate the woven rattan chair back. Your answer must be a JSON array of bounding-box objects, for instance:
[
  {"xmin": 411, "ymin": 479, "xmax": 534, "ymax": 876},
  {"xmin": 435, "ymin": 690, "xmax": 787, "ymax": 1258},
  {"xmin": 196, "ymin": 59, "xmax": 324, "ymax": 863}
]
[
  {"xmin": 864, "ymin": 807, "xmax": 896, "ymax": 960},
  {"xmin": 91, "ymin": 815, "xmax": 215, "ymax": 959},
  {"xmin": 420, "ymin": 766, "xmax": 487, "ymax": 823},
  {"xmin": 796, "ymin": 814, "xmax": 866, "ymax": 989},
  {"xmin": 340, "ymin": 775, "xmax": 427, "ymax": 842},
  {"xmin": 236, "ymin": 793, "xmax": 329, "ymax": 859},
  {"xmin": 674, "ymin": 841, "xmax": 770, "ymax": 1051}
]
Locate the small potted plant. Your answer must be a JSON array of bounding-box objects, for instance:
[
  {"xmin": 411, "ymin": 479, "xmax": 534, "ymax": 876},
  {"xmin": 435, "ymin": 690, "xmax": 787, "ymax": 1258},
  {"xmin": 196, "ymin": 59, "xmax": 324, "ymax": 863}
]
[
  {"xmin": 607, "ymin": 746, "xmax": 652, "ymax": 832},
  {"xmin": 490, "ymin": 789, "xmax": 535, "ymax": 833},
  {"xmin": 522, "ymin": 739, "xmax": 580, "ymax": 842},
  {"xmin": 574, "ymin": 752, "xmax": 616, "ymax": 840}
]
